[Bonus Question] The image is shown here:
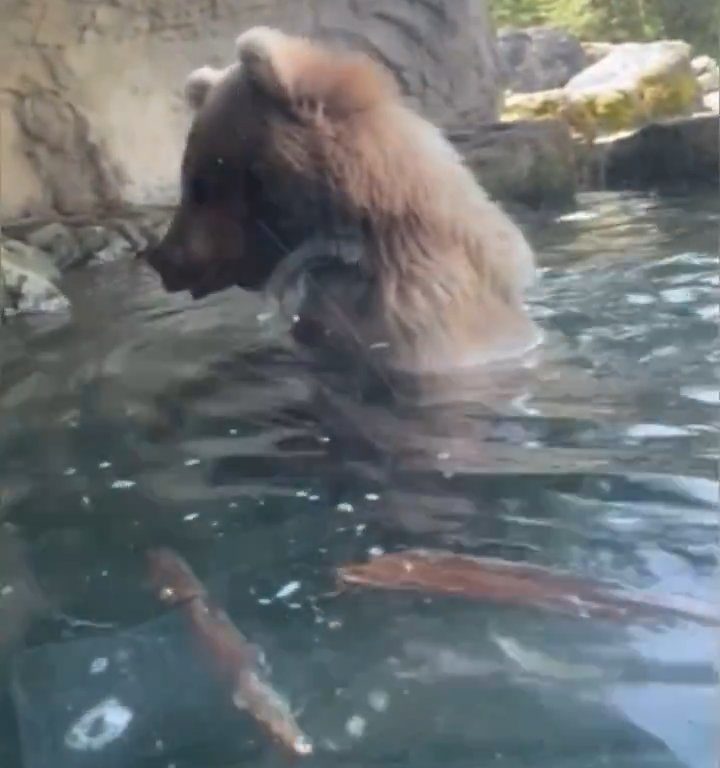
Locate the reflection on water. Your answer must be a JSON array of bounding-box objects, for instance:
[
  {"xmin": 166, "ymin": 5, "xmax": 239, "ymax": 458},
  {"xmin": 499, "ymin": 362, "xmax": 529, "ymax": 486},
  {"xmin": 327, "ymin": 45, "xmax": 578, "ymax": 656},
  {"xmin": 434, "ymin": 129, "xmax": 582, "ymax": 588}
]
[{"xmin": 0, "ymin": 192, "xmax": 718, "ymax": 768}]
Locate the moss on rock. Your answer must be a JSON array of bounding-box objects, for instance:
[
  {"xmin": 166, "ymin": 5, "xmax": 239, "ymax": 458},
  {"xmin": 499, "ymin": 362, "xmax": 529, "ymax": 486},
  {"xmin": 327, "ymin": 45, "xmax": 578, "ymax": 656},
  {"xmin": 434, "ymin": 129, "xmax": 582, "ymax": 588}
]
[{"xmin": 502, "ymin": 41, "xmax": 702, "ymax": 140}]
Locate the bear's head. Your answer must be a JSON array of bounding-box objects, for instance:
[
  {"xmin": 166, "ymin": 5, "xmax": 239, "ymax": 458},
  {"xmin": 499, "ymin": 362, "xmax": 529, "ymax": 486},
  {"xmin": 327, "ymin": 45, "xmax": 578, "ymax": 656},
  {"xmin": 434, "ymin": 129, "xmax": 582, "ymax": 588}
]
[{"xmin": 146, "ymin": 27, "xmax": 397, "ymax": 299}]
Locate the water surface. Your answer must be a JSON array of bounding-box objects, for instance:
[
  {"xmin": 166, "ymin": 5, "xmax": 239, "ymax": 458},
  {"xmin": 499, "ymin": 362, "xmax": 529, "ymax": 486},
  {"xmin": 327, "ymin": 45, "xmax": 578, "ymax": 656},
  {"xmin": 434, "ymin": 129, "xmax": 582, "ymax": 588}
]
[{"xmin": 0, "ymin": 192, "xmax": 718, "ymax": 768}]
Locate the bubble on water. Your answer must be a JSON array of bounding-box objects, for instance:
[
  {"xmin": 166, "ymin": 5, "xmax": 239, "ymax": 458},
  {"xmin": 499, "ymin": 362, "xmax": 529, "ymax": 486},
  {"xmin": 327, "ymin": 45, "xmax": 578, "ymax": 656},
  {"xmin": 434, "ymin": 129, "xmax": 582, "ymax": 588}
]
[
  {"xmin": 65, "ymin": 697, "xmax": 133, "ymax": 752},
  {"xmin": 626, "ymin": 293, "xmax": 655, "ymax": 305},
  {"xmin": 660, "ymin": 287, "xmax": 695, "ymax": 304},
  {"xmin": 556, "ymin": 211, "xmax": 598, "ymax": 223},
  {"xmin": 697, "ymin": 303, "xmax": 719, "ymax": 320},
  {"xmin": 275, "ymin": 581, "xmax": 301, "ymax": 600},
  {"xmin": 626, "ymin": 423, "xmax": 689, "ymax": 439},
  {"xmin": 111, "ymin": 480, "xmax": 135, "ymax": 489},
  {"xmin": 336, "ymin": 502, "xmax": 354, "ymax": 513},
  {"xmin": 680, "ymin": 386, "xmax": 718, "ymax": 405},
  {"xmin": 345, "ymin": 714, "xmax": 366, "ymax": 739},
  {"xmin": 293, "ymin": 735, "xmax": 314, "ymax": 755},
  {"xmin": 184, "ymin": 458, "xmax": 200, "ymax": 467},
  {"xmin": 368, "ymin": 546, "xmax": 384, "ymax": 558},
  {"xmin": 89, "ymin": 657, "xmax": 109, "ymax": 675},
  {"xmin": 365, "ymin": 493, "xmax": 380, "ymax": 502},
  {"xmin": 368, "ymin": 689, "xmax": 389, "ymax": 712}
]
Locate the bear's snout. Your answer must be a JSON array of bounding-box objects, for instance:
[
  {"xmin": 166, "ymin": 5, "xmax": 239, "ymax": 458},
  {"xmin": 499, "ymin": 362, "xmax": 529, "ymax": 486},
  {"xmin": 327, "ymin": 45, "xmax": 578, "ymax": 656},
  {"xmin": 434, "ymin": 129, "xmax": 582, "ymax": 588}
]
[
  {"xmin": 144, "ymin": 237, "xmax": 245, "ymax": 300},
  {"xmin": 144, "ymin": 242, "xmax": 196, "ymax": 293}
]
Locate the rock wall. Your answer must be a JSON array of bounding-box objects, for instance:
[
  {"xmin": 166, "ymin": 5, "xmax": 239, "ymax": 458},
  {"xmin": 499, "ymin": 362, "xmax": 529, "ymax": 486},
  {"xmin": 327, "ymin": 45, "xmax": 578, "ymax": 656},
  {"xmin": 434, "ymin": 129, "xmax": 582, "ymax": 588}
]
[{"xmin": 0, "ymin": 0, "xmax": 500, "ymax": 221}]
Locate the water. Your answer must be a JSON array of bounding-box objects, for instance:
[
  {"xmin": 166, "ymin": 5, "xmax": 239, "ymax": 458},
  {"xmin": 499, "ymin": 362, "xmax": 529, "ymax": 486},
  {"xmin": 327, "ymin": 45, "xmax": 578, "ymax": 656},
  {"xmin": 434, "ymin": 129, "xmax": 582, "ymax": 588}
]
[{"xmin": 0, "ymin": 191, "xmax": 718, "ymax": 768}]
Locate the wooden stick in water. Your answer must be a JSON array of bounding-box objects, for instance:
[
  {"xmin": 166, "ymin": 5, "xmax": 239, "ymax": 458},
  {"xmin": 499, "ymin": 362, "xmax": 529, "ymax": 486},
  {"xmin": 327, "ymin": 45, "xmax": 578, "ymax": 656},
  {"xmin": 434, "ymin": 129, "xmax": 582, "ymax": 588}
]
[
  {"xmin": 146, "ymin": 548, "xmax": 313, "ymax": 757},
  {"xmin": 337, "ymin": 548, "xmax": 720, "ymax": 627}
]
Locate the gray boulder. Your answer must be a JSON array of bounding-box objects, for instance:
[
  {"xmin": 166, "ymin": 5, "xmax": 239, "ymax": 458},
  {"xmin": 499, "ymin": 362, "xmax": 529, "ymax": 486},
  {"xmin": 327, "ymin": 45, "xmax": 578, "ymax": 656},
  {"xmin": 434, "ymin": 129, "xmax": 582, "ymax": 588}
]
[
  {"xmin": 26, "ymin": 222, "xmax": 83, "ymax": 271},
  {"xmin": 692, "ymin": 55, "xmax": 720, "ymax": 94},
  {"xmin": 589, "ymin": 113, "xmax": 719, "ymax": 189},
  {"xmin": 94, "ymin": 232, "xmax": 133, "ymax": 264},
  {"xmin": 498, "ymin": 26, "xmax": 588, "ymax": 93},
  {"xmin": 0, "ymin": 240, "xmax": 70, "ymax": 315},
  {"xmin": 75, "ymin": 224, "xmax": 114, "ymax": 259},
  {"xmin": 449, "ymin": 119, "xmax": 577, "ymax": 208}
]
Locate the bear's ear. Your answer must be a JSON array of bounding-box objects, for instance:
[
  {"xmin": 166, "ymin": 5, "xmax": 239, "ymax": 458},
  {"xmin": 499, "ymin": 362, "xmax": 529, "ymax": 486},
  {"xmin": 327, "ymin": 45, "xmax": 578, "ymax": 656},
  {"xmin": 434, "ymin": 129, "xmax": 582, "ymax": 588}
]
[
  {"xmin": 236, "ymin": 26, "xmax": 396, "ymax": 117},
  {"xmin": 185, "ymin": 66, "xmax": 225, "ymax": 111}
]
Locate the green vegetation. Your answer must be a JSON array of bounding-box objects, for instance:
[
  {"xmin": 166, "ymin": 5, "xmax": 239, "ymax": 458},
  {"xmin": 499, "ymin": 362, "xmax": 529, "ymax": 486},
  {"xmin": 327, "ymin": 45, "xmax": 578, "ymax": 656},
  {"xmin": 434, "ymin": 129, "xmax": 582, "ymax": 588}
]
[{"xmin": 491, "ymin": 0, "xmax": 720, "ymax": 56}]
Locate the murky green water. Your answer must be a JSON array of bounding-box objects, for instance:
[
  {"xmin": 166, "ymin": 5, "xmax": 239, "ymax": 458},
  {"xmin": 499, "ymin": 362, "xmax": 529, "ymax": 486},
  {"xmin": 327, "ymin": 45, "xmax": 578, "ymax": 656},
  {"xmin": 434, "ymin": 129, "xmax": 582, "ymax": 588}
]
[{"xmin": 0, "ymin": 192, "xmax": 718, "ymax": 768}]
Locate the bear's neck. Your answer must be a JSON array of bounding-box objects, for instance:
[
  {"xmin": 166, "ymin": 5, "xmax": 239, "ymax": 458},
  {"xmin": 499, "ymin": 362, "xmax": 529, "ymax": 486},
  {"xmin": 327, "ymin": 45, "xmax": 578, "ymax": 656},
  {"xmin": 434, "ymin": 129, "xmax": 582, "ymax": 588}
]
[{"xmin": 362, "ymin": 221, "xmax": 540, "ymax": 373}]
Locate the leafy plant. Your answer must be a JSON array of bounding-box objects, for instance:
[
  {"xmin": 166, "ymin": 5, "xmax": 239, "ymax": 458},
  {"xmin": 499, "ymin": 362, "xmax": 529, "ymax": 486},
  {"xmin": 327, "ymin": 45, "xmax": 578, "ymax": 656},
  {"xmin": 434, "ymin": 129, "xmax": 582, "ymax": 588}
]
[{"xmin": 491, "ymin": 0, "xmax": 718, "ymax": 55}]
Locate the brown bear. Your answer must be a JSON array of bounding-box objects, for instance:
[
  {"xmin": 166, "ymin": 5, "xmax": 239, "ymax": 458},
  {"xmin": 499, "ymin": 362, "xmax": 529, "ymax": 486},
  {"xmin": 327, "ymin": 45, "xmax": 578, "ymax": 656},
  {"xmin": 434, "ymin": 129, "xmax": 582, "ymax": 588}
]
[{"xmin": 147, "ymin": 26, "xmax": 541, "ymax": 374}]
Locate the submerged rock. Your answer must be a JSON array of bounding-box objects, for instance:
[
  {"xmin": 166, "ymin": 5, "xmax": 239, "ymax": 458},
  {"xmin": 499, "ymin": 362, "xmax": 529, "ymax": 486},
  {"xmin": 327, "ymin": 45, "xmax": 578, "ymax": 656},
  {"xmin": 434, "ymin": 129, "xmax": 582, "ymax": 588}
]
[
  {"xmin": 498, "ymin": 26, "xmax": 588, "ymax": 93},
  {"xmin": 0, "ymin": 239, "xmax": 70, "ymax": 315}
]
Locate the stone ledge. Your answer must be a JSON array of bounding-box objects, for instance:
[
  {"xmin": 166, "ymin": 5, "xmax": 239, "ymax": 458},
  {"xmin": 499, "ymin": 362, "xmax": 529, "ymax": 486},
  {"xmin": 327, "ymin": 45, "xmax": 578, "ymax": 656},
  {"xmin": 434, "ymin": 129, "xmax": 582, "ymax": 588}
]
[
  {"xmin": 449, "ymin": 119, "xmax": 577, "ymax": 209},
  {"xmin": 583, "ymin": 113, "xmax": 719, "ymax": 190}
]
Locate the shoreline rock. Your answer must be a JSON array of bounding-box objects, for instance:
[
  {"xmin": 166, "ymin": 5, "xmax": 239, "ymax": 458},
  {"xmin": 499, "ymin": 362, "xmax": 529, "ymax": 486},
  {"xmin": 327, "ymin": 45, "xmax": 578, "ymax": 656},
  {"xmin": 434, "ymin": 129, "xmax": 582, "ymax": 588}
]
[
  {"xmin": 0, "ymin": 240, "xmax": 70, "ymax": 316},
  {"xmin": 0, "ymin": 207, "xmax": 172, "ymax": 314},
  {"xmin": 503, "ymin": 40, "xmax": 704, "ymax": 139},
  {"xmin": 692, "ymin": 56, "xmax": 720, "ymax": 94},
  {"xmin": 449, "ymin": 119, "xmax": 577, "ymax": 208},
  {"xmin": 583, "ymin": 113, "xmax": 719, "ymax": 190}
]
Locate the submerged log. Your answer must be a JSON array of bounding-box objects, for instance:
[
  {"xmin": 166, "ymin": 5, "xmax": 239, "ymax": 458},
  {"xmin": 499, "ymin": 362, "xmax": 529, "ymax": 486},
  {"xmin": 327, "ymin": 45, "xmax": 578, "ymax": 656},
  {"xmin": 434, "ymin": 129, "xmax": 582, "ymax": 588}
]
[
  {"xmin": 337, "ymin": 548, "xmax": 720, "ymax": 627},
  {"xmin": 147, "ymin": 548, "xmax": 313, "ymax": 757}
]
